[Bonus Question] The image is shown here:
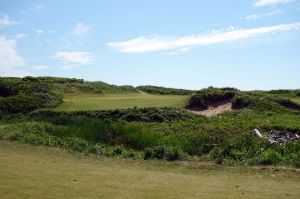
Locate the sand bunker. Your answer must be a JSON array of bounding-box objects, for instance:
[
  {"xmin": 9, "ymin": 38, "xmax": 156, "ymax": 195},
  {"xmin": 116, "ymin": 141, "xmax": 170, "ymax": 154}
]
[{"xmin": 189, "ymin": 102, "xmax": 232, "ymax": 117}]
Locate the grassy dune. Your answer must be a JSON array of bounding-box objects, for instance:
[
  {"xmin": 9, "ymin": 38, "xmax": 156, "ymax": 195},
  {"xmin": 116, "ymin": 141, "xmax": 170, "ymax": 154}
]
[
  {"xmin": 55, "ymin": 92, "xmax": 188, "ymax": 111},
  {"xmin": 1, "ymin": 141, "xmax": 300, "ymax": 199}
]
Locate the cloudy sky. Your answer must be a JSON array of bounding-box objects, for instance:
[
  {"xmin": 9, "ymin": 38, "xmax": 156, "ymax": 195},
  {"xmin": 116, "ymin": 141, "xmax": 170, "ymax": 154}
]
[{"xmin": 0, "ymin": 0, "xmax": 300, "ymax": 90}]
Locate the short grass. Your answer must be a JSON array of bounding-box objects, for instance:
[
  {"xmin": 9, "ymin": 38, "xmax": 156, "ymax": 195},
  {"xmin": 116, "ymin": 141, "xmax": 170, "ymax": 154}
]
[
  {"xmin": 1, "ymin": 141, "xmax": 300, "ymax": 199},
  {"xmin": 54, "ymin": 92, "xmax": 188, "ymax": 111},
  {"xmin": 291, "ymin": 97, "xmax": 300, "ymax": 105}
]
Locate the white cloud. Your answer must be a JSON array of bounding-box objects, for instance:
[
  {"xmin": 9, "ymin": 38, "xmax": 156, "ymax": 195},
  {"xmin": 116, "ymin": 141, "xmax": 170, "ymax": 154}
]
[
  {"xmin": 15, "ymin": 33, "xmax": 26, "ymax": 40},
  {"xmin": 255, "ymin": 0, "xmax": 294, "ymax": 7},
  {"xmin": 167, "ymin": 48, "xmax": 191, "ymax": 56},
  {"xmin": 0, "ymin": 36, "xmax": 29, "ymax": 77},
  {"xmin": 264, "ymin": 9, "xmax": 282, "ymax": 16},
  {"xmin": 0, "ymin": 14, "xmax": 17, "ymax": 26},
  {"xmin": 35, "ymin": 4, "xmax": 44, "ymax": 11},
  {"xmin": 54, "ymin": 51, "xmax": 93, "ymax": 65},
  {"xmin": 245, "ymin": 15, "xmax": 261, "ymax": 21},
  {"xmin": 32, "ymin": 65, "xmax": 48, "ymax": 70},
  {"xmin": 33, "ymin": 29, "xmax": 44, "ymax": 34},
  {"xmin": 245, "ymin": 9, "xmax": 282, "ymax": 21},
  {"xmin": 73, "ymin": 22, "xmax": 92, "ymax": 38},
  {"xmin": 107, "ymin": 22, "xmax": 300, "ymax": 54}
]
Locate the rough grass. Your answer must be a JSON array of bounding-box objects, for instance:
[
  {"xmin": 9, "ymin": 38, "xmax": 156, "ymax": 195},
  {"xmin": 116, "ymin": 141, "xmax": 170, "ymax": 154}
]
[
  {"xmin": 1, "ymin": 141, "xmax": 300, "ymax": 199},
  {"xmin": 54, "ymin": 92, "xmax": 188, "ymax": 111}
]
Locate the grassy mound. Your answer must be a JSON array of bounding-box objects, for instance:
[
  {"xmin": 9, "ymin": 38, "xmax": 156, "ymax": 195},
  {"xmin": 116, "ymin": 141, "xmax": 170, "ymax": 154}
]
[
  {"xmin": 0, "ymin": 76, "xmax": 138, "ymax": 114},
  {"xmin": 186, "ymin": 87, "xmax": 236, "ymax": 110},
  {"xmin": 137, "ymin": 85, "xmax": 194, "ymax": 95}
]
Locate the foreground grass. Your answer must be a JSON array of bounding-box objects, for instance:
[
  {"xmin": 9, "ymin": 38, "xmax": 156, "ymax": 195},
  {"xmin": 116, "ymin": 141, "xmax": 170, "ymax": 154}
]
[
  {"xmin": 55, "ymin": 93, "xmax": 188, "ymax": 111},
  {"xmin": 1, "ymin": 141, "xmax": 300, "ymax": 199}
]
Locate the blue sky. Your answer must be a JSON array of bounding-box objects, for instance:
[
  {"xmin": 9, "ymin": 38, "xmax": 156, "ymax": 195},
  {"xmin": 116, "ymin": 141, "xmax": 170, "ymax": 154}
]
[{"xmin": 0, "ymin": 0, "xmax": 300, "ymax": 90}]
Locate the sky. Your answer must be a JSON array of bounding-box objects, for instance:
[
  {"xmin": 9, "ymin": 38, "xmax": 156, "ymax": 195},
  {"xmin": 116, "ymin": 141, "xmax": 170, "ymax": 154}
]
[{"xmin": 0, "ymin": 0, "xmax": 300, "ymax": 90}]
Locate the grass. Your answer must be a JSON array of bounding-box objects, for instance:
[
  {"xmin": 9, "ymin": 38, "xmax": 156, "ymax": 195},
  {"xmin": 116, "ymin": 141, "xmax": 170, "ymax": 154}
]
[
  {"xmin": 291, "ymin": 97, "xmax": 300, "ymax": 105},
  {"xmin": 54, "ymin": 92, "xmax": 188, "ymax": 111},
  {"xmin": 1, "ymin": 141, "xmax": 300, "ymax": 199}
]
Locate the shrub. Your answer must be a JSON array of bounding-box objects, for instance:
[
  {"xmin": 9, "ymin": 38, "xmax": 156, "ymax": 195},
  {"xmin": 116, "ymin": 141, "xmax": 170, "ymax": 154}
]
[
  {"xmin": 232, "ymin": 96, "xmax": 251, "ymax": 109},
  {"xmin": 32, "ymin": 107, "xmax": 193, "ymax": 123},
  {"xmin": 113, "ymin": 122, "xmax": 161, "ymax": 149},
  {"xmin": 164, "ymin": 147, "xmax": 184, "ymax": 161},
  {"xmin": 144, "ymin": 148, "xmax": 155, "ymax": 160},
  {"xmin": 269, "ymin": 89, "xmax": 292, "ymax": 94},
  {"xmin": 136, "ymin": 85, "xmax": 193, "ymax": 95},
  {"xmin": 113, "ymin": 146, "xmax": 124, "ymax": 155},
  {"xmin": 187, "ymin": 87, "xmax": 235, "ymax": 109},
  {"xmin": 144, "ymin": 146, "xmax": 185, "ymax": 161},
  {"xmin": 210, "ymin": 147, "xmax": 225, "ymax": 164},
  {"xmin": 258, "ymin": 149, "xmax": 282, "ymax": 165}
]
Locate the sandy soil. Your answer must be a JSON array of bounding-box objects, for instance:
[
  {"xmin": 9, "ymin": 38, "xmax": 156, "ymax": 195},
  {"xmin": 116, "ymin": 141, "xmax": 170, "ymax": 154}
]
[{"xmin": 189, "ymin": 102, "xmax": 232, "ymax": 117}]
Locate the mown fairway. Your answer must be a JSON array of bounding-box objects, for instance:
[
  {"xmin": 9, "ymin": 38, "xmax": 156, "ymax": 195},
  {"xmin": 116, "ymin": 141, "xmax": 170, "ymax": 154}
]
[
  {"xmin": 55, "ymin": 92, "xmax": 188, "ymax": 111},
  {"xmin": 291, "ymin": 97, "xmax": 300, "ymax": 105},
  {"xmin": 1, "ymin": 141, "xmax": 300, "ymax": 199}
]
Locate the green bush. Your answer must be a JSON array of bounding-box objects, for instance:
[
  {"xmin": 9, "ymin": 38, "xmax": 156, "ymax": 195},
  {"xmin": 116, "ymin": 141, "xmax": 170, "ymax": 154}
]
[
  {"xmin": 144, "ymin": 148, "xmax": 155, "ymax": 160},
  {"xmin": 112, "ymin": 122, "xmax": 161, "ymax": 149},
  {"xmin": 232, "ymin": 96, "xmax": 251, "ymax": 109},
  {"xmin": 0, "ymin": 122, "xmax": 146, "ymax": 159},
  {"xmin": 137, "ymin": 85, "xmax": 193, "ymax": 95},
  {"xmin": 32, "ymin": 107, "xmax": 193, "ymax": 123},
  {"xmin": 187, "ymin": 87, "xmax": 235, "ymax": 109},
  {"xmin": 144, "ymin": 146, "xmax": 185, "ymax": 161},
  {"xmin": 258, "ymin": 148, "xmax": 282, "ymax": 165}
]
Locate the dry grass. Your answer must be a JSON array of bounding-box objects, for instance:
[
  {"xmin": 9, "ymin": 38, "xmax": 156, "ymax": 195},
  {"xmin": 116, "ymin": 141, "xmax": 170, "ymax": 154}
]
[{"xmin": 1, "ymin": 141, "xmax": 300, "ymax": 199}]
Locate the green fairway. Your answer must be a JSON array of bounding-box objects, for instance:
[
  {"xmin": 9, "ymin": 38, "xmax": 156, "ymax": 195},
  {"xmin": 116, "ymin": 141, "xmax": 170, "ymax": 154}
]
[
  {"xmin": 291, "ymin": 97, "xmax": 300, "ymax": 105},
  {"xmin": 54, "ymin": 92, "xmax": 188, "ymax": 111},
  {"xmin": 0, "ymin": 141, "xmax": 299, "ymax": 199}
]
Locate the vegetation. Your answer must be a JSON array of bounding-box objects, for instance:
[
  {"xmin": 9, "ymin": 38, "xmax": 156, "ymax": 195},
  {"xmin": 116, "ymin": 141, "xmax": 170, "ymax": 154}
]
[
  {"xmin": 186, "ymin": 87, "xmax": 235, "ymax": 110},
  {"xmin": 232, "ymin": 95, "xmax": 252, "ymax": 109},
  {"xmin": 0, "ymin": 77, "xmax": 62, "ymax": 114},
  {"xmin": 137, "ymin": 85, "xmax": 194, "ymax": 95},
  {"xmin": 0, "ymin": 76, "xmax": 137, "ymax": 114},
  {"xmin": 55, "ymin": 93, "xmax": 188, "ymax": 111},
  {"xmin": 0, "ymin": 76, "xmax": 300, "ymax": 167},
  {"xmin": 2, "ymin": 141, "xmax": 300, "ymax": 199}
]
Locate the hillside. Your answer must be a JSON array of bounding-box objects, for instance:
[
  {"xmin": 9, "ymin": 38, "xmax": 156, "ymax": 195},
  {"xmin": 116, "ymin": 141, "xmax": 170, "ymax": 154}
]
[
  {"xmin": 136, "ymin": 85, "xmax": 194, "ymax": 95},
  {"xmin": 0, "ymin": 76, "xmax": 300, "ymax": 168},
  {"xmin": 0, "ymin": 76, "xmax": 137, "ymax": 114}
]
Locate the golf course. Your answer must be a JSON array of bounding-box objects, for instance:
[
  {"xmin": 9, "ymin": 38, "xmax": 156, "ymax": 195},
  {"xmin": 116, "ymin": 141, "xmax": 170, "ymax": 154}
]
[
  {"xmin": 1, "ymin": 141, "xmax": 300, "ymax": 199},
  {"xmin": 1, "ymin": 0, "xmax": 300, "ymax": 198},
  {"xmin": 55, "ymin": 92, "xmax": 188, "ymax": 111}
]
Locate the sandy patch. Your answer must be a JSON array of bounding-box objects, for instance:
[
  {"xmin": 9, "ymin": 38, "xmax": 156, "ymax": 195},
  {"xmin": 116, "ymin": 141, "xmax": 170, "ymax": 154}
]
[{"xmin": 189, "ymin": 102, "xmax": 232, "ymax": 117}]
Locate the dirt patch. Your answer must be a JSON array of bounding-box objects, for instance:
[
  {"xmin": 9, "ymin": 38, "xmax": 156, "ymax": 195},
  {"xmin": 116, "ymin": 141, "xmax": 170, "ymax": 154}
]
[{"xmin": 189, "ymin": 102, "xmax": 232, "ymax": 117}]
